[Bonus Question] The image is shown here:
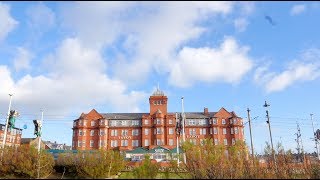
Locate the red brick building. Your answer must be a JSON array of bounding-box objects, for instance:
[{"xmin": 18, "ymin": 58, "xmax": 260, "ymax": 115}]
[
  {"xmin": 72, "ymin": 88, "xmax": 244, "ymax": 151},
  {"xmin": 0, "ymin": 124, "xmax": 23, "ymax": 147}
]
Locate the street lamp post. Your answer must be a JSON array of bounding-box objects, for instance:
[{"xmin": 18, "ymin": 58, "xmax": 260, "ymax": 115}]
[
  {"xmin": 1, "ymin": 94, "xmax": 13, "ymax": 150},
  {"xmin": 263, "ymin": 101, "xmax": 277, "ymax": 168}
]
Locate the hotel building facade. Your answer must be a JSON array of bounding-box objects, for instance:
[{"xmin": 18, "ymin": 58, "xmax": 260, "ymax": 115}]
[
  {"xmin": 0, "ymin": 124, "xmax": 23, "ymax": 147},
  {"xmin": 72, "ymin": 88, "xmax": 245, "ymax": 151}
]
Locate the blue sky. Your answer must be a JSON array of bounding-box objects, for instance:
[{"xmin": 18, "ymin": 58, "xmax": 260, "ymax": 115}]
[{"xmin": 0, "ymin": 1, "xmax": 320, "ymax": 154}]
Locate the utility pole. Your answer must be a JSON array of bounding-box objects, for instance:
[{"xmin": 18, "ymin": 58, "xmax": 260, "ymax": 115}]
[
  {"xmin": 295, "ymin": 122, "xmax": 302, "ymax": 162},
  {"xmin": 310, "ymin": 114, "xmax": 320, "ymax": 160},
  {"xmin": 181, "ymin": 97, "xmax": 187, "ymax": 164},
  {"xmin": 37, "ymin": 109, "xmax": 44, "ymax": 179},
  {"xmin": 247, "ymin": 108, "xmax": 255, "ymax": 166},
  {"xmin": 263, "ymin": 101, "xmax": 277, "ymax": 168},
  {"xmin": 1, "ymin": 94, "xmax": 13, "ymax": 161}
]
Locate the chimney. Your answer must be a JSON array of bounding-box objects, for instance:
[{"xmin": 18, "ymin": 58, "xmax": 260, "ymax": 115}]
[{"xmin": 204, "ymin": 107, "xmax": 209, "ymax": 115}]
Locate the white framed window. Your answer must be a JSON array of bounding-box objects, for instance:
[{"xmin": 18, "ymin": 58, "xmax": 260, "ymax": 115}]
[
  {"xmin": 210, "ymin": 128, "xmax": 213, "ymax": 134},
  {"xmin": 79, "ymin": 120, "xmax": 82, "ymax": 126},
  {"xmin": 111, "ymin": 140, "xmax": 118, "ymax": 147},
  {"xmin": 156, "ymin": 139, "xmax": 162, "ymax": 145},
  {"xmin": 235, "ymin": 127, "xmax": 238, "ymax": 134},
  {"xmin": 230, "ymin": 119, "xmax": 233, "ymax": 124},
  {"xmin": 79, "ymin": 130, "xmax": 83, "ymax": 136},
  {"xmin": 90, "ymin": 130, "xmax": 95, "ymax": 136},
  {"xmin": 100, "ymin": 120, "xmax": 104, "ymax": 125},
  {"xmin": 145, "ymin": 129, "xmax": 149, "ymax": 135},
  {"xmin": 144, "ymin": 139, "xmax": 149, "ymax": 146},
  {"xmin": 122, "ymin": 129, "xmax": 128, "ymax": 136},
  {"xmin": 156, "ymin": 118, "xmax": 161, "ymax": 124},
  {"xmin": 232, "ymin": 138, "xmax": 235, "ymax": 145},
  {"xmin": 82, "ymin": 140, "xmax": 86, "ymax": 147},
  {"xmin": 132, "ymin": 129, "xmax": 139, "ymax": 136},
  {"xmin": 224, "ymin": 139, "xmax": 228, "ymax": 145},
  {"xmin": 157, "ymin": 128, "xmax": 163, "ymax": 134},
  {"xmin": 223, "ymin": 128, "xmax": 227, "ymax": 135},
  {"xmin": 189, "ymin": 128, "xmax": 196, "ymax": 135},
  {"xmin": 78, "ymin": 140, "xmax": 82, "ymax": 147},
  {"xmin": 91, "ymin": 121, "xmax": 96, "ymax": 126},
  {"xmin": 120, "ymin": 121, "xmax": 127, "ymax": 126},
  {"xmin": 110, "ymin": 121, "xmax": 117, "ymax": 126},
  {"xmin": 169, "ymin": 139, "xmax": 174, "ymax": 146},
  {"xmin": 144, "ymin": 119, "xmax": 149, "ymax": 125},
  {"xmin": 214, "ymin": 127, "xmax": 218, "ymax": 134},
  {"xmin": 111, "ymin": 129, "xmax": 118, "ymax": 136},
  {"xmin": 200, "ymin": 128, "xmax": 206, "ymax": 135},
  {"xmin": 90, "ymin": 140, "xmax": 94, "ymax": 147},
  {"xmin": 234, "ymin": 118, "xmax": 237, "ymax": 124},
  {"xmin": 231, "ymin": 128, "xmax": 234, "ymax": 134},
  {"xmin": 213, "ymin": 118, "xmax": 217, "ymax": 124},
  {"xmin": 132, "ymin": 140, "xmax": 139, "ymax": 147},
  {"xmin": 132, "ymin": 120, "xmax": 139, "ymax": 126},
  {"xmin": 169, "ymin": 119, "xmax": 173, "ymax": 124},
  {"xmin": 222, "ymin": 119, "xmax": 226, "ymax": 125},
  {"xmin": 99, "ymin": 130, "xmax": 105, "ymax": 136},
  {"xmin": 121, "ymin": 140, "xmax": 128, "ymax": 146},
  {"xmin": 169, "ymin": 128, "xmax": 174, "ymax": 135},
  {"xmin": 83, "ymin": 120, "xmax": 87, "ymax": 126},
  {"xmin": 189, "ymin": 119, "xmax": 196, "ymax": 125}
]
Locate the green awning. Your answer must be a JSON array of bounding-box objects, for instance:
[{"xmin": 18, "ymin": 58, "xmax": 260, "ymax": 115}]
[
  {"xmin": 126, "ymin": 147, "xmax": 148, "ymax": 154},
  {"xmin": 148, "ymin": 146, "xmax": 170, "ymax": 153}
]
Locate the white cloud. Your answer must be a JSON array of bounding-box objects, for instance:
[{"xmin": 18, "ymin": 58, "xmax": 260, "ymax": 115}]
[
  {"xmin": 0, "ymin": 38, "xmax": 148, "ymax": 116},
  {"xmin": 0, "ymin": 2, "xmax": 18, "ymax": 41},
  {"xmin": 26, "ymin": 2, "xmax": 55, "ymax": 31},
  {"xmin": 290, "ymin": 4, "xmax": 306, "ymax": 16},
  {"xmin": 234, "ymin": 18, "xmax": 249, "ymax": 32},
  {"xmin": 168, "ymin": 37, "xmax": 253, "ymax": 87},
  {"xmin": 61, "ymin": 2, "xmax": 235, "ymax": 84},
  {"xmin": 13, "ymin": 47, "xmax": 33, "ymax": 72},
  {"xmin": 254, "ymin": 48, "xmax": 320, "ymax": 93}
]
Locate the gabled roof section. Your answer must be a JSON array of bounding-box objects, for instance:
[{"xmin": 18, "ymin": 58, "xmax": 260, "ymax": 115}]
[
  {"xmin": 156, "ymin": 109, "xmax": 162, "ymax": 114},
  {"xmin": 86, "ymin": 109, "xmax": 103, "ymax": 120},
  {"xmin": 214, "ymin": 107, "xmax": 232, "ymax": 118},
  {"xmin": 230, "ymin": 111, "xmax": 240, "ymax": 118}
]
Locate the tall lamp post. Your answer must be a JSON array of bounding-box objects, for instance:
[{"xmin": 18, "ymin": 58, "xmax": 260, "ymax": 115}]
[{"xmin": 1, "ymin": 94, "xmax": 13, "ymax": 149}]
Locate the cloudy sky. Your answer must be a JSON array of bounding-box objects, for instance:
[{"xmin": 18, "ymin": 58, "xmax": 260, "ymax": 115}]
[{"xmin": 1, "ymin": 1, "xmax": 320, "ymax": 153}]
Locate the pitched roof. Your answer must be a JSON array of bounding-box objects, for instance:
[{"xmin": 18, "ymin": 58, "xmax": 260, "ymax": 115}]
[
  {"xmin": 148, "ymin": 146, "xmax": 170, "ymax": 153},
  {"xmin": 127, "ymin": 147, "xmax": 148, "ymax": 154},
  {"xmin": 21, "ymin": 138, "xmax": 36, "ymax": 144},
  {"xmin": 101, "ymin": 113, "xmax": 146, "ymax": 120}
]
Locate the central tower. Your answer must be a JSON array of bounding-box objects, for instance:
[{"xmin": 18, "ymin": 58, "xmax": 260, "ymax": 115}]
[{"xmin": 149, "ymin": 86, "xmax": 168, "ymax": 115}]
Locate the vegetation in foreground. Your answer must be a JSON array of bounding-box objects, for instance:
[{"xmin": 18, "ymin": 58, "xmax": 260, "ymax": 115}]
[{"xmin": 1, "ymin": 140, "xmax": 320, "ymax": 179}]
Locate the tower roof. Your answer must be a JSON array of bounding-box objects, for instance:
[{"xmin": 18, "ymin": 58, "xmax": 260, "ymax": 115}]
[{"xmin": 152, "ymin": 84, "xmax": 165, "ymax": 96}]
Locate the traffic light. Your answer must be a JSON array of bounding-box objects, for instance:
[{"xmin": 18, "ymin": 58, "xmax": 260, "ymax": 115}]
[
  {"xmin": 8, "ymin": 110, "xmax": 19, "ymax": 130},
  {"xmin": 33, "ymin": 120, "xmax": 42, "ymax": 137}
]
